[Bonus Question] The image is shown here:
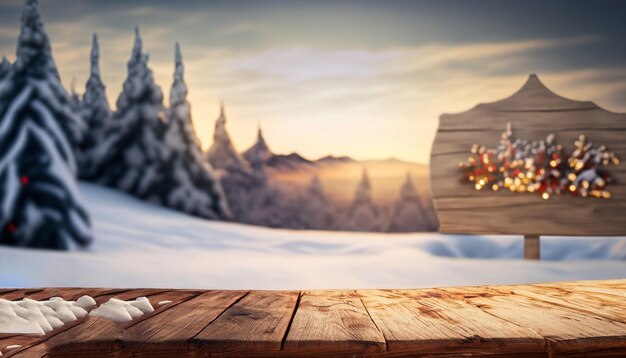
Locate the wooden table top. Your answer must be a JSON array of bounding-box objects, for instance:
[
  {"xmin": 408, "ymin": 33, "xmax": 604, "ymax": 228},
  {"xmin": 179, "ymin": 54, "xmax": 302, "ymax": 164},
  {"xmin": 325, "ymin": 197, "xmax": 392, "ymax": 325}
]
[{"xmin": 1, "ymin": 279, "xmax": 625, "ymax": 357}]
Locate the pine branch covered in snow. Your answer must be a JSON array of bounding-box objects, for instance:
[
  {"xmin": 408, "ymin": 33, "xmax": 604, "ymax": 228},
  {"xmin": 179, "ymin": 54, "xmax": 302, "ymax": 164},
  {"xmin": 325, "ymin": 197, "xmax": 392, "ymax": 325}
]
[
  {"xmin": 76, "ymin": 34, "xmax": 111, "ymax": 179},
  {"xmin": 0, "ymin": 0, "xmax": 92, "ymax": 249}
]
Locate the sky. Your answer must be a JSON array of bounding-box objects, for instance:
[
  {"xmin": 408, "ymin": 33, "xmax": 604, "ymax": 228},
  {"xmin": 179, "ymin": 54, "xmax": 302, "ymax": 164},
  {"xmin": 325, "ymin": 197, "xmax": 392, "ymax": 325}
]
[{"xmin": 0, "ymin": 0, "xmax": 625, "ymax": 164}]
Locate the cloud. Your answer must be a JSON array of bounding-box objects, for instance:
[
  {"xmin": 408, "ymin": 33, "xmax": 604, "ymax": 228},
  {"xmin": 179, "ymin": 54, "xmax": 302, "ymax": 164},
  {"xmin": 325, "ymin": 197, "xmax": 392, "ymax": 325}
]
[{"xmin": 0, "ymin": 0, "xmax": 621, "ymax": 164}]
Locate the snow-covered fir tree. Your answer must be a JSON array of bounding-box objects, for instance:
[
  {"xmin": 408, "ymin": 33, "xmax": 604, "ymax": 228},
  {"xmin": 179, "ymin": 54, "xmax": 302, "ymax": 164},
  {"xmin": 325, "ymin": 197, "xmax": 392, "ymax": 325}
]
[
  {"xmin": 95, "ymin": 27, "xmax": 168, "ymax": 196},
  {"xmin": 76, "ymin": 33, "xmax": 111, "ymax": 179},
  {"xmin": 0, "ymin": 0, "xmax": 92, "ymax": 249},
  {"xmin": 206, "ymin": 103, "xmax": 252, "ymax": 173},
  {"xmin": 0, "ymin": 57, "xmax": 11, "ymax": 80},
  {"xmin": 205, "ymin": 106, "xmax": 268, "ymax": 222},
  {"xmin": 342, "ymin": 169, "xmax": 380, "ymax": 231},
  {"xmin": 69, "ymin": 78, "xmax": 81, "ymax": 111},
  {"xmin": 387, "ymin": 172, "xmax": 436, "ymax": 232},
  {"xmin": 243, "ymin": 124, "xmax": 274, "ymax": 170},
  {"xmin": 160, "ymin": 43, "xmax": 230, "ymax": 219},
  {"xmin": 95, "ymin": 36, "xmax": 229, "ymax": 219},
  {"xmin": 298, "ymin": 175, "xmax": 336, "ymax": 230}
]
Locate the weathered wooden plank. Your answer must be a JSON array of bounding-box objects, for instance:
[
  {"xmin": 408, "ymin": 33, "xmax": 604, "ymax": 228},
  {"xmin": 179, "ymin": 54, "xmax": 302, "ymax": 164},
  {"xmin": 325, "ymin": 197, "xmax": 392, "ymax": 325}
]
[
  {"xmin": 492, "ymin": 284, "xmax": 626, "ymax": 324},
  {"xmin": 438, "ymin": 286, "xmax": 626, "ymax": 355},
  {"xmin": 0, "ymin": 289, "xmax": 47, "ymax": 301},
  {"xmin": 535, "ymin": 282, "xmax": 626, "ymax": 301},
  {"xmin": 0, "ymin": 335, "xmax": 42, "ymax": 357},
  {"xmin": 434, "ymin": 199, "xmax": 626, "ymax": 236},
  {"xmin": 0, "ymin": 289, "xmax": 18, "ymax": 299},
  {"xmin": 359, "ymin": 289, "xmax": 545, "ymax": 356},
  {"xmin": 192, "ymin": 291, "xmax": 299, "ymax": 355},
  {"xmin": 119, "ymin": 290, "xmax": 248, "ymax": 353},
  {"xmin": 42, "ymin": 290, "xmax": 202, "ymax": 357},
  {"xmin": 283, "ymin": 290, "xmax": 386, "ymax": 356},
  {"xmin": 25, "ymin": 288, "xmax": 129, "ymax": 302},
  {"xmin": 7, "ymin": 289, "xmax": 186, "ymax": 357},
  {"xmin": 438, "ymin": 108, "xmax": 626, "ymax": 131},
  {"xmin": 432, "ymin": 128, "xmax": 626, "ymax": 156}
]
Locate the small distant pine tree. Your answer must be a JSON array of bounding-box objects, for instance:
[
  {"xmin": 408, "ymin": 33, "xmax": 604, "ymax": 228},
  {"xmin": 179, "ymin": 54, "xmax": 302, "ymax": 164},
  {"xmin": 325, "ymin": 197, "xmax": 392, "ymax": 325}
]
[
  {"xmin": 0, "ymin": 0, "xmax": 92, "ymax": 249},
  {"xmin": 206, "ymin": 103, "xmax": 252, "ymax": 173},
  {"xmin": 387, "ymin": 172, "xmax": 436, "ymax": 232},
  {"xmin": 243, "ymin": 124, "xmax": 274, "ymax": 171},
  {"xmin": 298, "ymin": 175, "xmax": 336, "ymax": 230},
  {"xmin": 343, "ymin": 169, "xmax": 381, "ymax": 231}
]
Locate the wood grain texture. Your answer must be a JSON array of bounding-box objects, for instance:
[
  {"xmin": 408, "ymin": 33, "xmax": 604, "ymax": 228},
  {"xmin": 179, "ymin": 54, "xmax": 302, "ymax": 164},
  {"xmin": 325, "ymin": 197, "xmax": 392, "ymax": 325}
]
[
  {"xmin": 8, "ymin": 289, "xmax": 190, "ymax": 357},
  {"xmin": 438, "ymin": 285, "xmax": 626, "ymax": 356},
  {"xmin": 45, "ymin": 290, "xmax": 201, "ymax": 357},
  {"xmin": 283, "ymin": 290, "xmax": 386, "ymax": 356},
  {"xmin": 359, "ymin": 289, "xmax": 545, "ymax": 356},
  {"xmin": 1, "ymin": 281, "xmax": 625, "ymax": 357},
  {"xmin": 120, "ymin": 290, "xmax": 248, "ymax": 353},
  {"xmin": 430, "ymin": 74, "xmax": 626, "ymax": 236},
  {"xmin": 491, "ymin": 284, "xmax": 626, "ymax": 324},
  {"xmin": 192, "ymin": 291, "xmax": 299, "ymax": 356},
  {"xmin": 0, "ymin": 335, "xmax": 41, "ymax": 356}
]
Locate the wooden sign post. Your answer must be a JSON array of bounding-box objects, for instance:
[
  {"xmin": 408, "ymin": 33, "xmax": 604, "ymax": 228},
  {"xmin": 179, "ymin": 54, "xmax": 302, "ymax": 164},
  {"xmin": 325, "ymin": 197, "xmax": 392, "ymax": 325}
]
[{"xmin": 430, "ymin": 74, "xmax": 626, "ymax": 260}]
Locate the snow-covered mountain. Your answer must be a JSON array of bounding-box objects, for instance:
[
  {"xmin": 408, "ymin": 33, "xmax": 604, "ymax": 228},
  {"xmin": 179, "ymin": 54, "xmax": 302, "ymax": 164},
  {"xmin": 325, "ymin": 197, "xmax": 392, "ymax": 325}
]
[
  {"xmin": 316, "ymin": 155, "xmax": 355, "ymax": 164},
  {"xmin": 241, "ymin": 126, "xmax": 315, "ymax": 170},
  {"xmin": 266, "ymin": 152, "xmax": 313, "ymax": 169}
]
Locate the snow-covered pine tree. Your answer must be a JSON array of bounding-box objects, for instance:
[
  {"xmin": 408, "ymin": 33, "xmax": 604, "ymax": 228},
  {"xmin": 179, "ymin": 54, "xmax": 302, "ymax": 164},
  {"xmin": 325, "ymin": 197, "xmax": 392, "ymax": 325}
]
[
  {"xmin": 204, "ymin": 104, "xmax": 267, "ymax": 222},
  {"xmin": 0, "ymin": 57, "xmax": 11, "ymax": 80},
  {"xmin": 387, "ymin": 172, "xmax": 435, "ymax": 232},
  {"xmin": 76, "ymin": 33, "xmax": 111, "ymax": 179},
  {"xmin": 0, "ymin": 0, "xmax": 92, "ymax": 249},
  {"xmin": 69, "ymin": 78, "xmax": 81, "ymax": 112},
  {"xmin": 243, "ymin": 124, "xmax": 274, "ymax": 170},
  {"xmin": 206, "ymin": 103, "xmax": 252, "ymax": 173},
  {"xmin": 95, "ymin": 27, "xmax": 168, "ymax": 197},
  {"xmin": 161, "ymin": 43, "xmax": 230, "ymax": 219},
  {"xmin": 342, "ymin": 169, "xmax": 381, "ymax": 231},
  {"xmin": 298, "ymin": 175, "xmax": 336, "ymax": 230}
]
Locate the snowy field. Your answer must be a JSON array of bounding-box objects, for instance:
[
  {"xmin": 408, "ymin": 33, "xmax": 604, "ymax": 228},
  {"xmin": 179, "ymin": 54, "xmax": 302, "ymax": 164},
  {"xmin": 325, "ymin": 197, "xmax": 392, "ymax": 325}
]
[{"xmin": 0, "ymin": 182, "xmax": 625, "ymax": 290}]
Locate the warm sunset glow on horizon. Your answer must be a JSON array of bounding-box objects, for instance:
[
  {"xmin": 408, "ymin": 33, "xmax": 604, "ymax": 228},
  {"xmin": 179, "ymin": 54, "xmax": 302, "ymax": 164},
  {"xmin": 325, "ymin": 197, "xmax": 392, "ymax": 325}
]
[{"xmin": 1, "ymin": 0, "xmax": 624, "ymax": 164}]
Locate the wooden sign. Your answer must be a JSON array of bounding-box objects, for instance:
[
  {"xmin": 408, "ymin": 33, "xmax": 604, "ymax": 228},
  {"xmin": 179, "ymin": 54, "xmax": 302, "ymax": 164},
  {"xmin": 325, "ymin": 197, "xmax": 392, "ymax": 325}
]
[{"xmin": 430, "ymin": 74, "xmax": 626, "ymax": 238}]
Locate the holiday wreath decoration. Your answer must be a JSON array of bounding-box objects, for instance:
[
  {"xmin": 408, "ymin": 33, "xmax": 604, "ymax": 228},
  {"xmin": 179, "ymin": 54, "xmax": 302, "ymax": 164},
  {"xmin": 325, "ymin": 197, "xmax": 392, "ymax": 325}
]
[{"xmin": 459, "ymin": 123, "xmax": 620, "ymax": 200}]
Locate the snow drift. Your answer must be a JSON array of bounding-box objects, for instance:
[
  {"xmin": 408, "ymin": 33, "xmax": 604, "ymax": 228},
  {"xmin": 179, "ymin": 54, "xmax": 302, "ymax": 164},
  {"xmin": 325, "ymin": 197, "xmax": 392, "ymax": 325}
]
[{"xmin": 0, "ymin": 182, "xmax": 624, "ymax": 290}]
